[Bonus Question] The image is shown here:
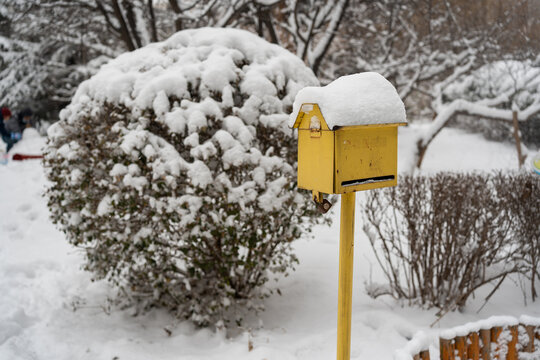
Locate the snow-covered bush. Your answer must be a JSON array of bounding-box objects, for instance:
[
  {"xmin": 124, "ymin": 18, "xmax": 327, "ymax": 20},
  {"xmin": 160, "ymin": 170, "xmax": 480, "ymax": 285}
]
[
  {"xmin": 363, "ymin": 173, "xmax": 539, "ymax": 311},
  {"xmin": 44, "ymin": 28, "xmax": 322, "ymax": 326}
]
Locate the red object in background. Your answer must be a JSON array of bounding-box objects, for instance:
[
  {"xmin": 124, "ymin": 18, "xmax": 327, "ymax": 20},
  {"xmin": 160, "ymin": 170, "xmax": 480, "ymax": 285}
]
[
  {"xmin": 1, "ymin": 107, "xmax": 12, "ymax": 118},
  {"xmin": 12, "ymin": 154, "xmax": 44, "ymax": 161}
]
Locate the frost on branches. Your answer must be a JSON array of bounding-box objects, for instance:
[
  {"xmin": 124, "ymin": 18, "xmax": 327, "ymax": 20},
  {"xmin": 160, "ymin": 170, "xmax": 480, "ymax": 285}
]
[{"xmin": 44, "ymin": 28, "xmax": 322, "ymax": 327}]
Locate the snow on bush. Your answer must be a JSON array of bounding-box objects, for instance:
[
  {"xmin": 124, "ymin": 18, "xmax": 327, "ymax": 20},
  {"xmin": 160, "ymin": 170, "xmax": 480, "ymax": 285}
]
[{"xmin": 44, "ymin": 28, "xmax": 322, "ymax": 326}]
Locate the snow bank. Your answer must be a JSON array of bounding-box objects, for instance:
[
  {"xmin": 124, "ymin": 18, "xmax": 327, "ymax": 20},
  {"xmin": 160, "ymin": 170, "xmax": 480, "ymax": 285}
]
[
  {"xmin": 393, "ymin": 331, "xmax": 437, "ymax": 360},
  {"xmin": 289, "ymin": 72, "xmax": 407, "ymax": 129},
  {"xmin": 3, "ymin": 125, "xmax": 540, "ymax": 359},
  {"xmin": 9, "ymin": 128, "xmax": 46, "ymax": 155}
]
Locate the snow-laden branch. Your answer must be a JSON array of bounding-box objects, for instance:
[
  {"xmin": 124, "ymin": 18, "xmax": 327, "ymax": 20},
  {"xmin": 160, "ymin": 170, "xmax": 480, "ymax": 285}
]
[
  {"xmin": 425, "ymin": 98, "xmax": 540, "ymax": 144},
  {"xmin": 409, "ymin": 96, "xmax": 540, "ymax": 172},
  {"xmin": 307, "ymin": 0, "xmax": 349, "ymax": 74},
  {"xmin": 172, "ymin": 0, "xmax": 218, "ymax": 25},
  {"xmin": 216, "ymin": 0, "xmax": 250, "ymax": 27}
]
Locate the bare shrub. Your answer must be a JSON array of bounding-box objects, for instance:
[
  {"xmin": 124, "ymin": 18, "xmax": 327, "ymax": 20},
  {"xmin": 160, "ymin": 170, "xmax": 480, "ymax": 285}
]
[
  {"xmin": 362, "ymin": 173, "xmax": 538, "ymax": 312},
  {"xmin": 492, "ymin": 172, "xmax": 540, "ymax": 301}
]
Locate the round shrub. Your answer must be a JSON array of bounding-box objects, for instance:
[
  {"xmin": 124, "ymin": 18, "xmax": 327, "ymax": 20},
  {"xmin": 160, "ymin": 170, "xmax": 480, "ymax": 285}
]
[{"xmin": 44, "ymin": 28, "xmax": 321, "ymax": 326}]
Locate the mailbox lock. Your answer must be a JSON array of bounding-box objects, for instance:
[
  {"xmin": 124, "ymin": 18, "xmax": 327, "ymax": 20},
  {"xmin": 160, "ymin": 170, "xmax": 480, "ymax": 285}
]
[{"xmin": 312, "ymin": 190, "xmax": 332, "ymax": 214}]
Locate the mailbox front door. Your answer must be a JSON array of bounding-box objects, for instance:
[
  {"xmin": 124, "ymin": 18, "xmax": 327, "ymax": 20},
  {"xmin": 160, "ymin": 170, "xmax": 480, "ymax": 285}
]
[{"xmin": 334, "ymin": 125, "xmax": 398, "ymax": 193}]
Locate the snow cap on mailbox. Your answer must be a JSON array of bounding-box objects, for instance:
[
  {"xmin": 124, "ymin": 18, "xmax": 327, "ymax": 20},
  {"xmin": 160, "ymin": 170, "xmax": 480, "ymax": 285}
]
[
  {"xmin": 289, "ymin": 72, "xmax": 407, "ymax": 195},
  {"xmin": 289, "ymin": 72, "xmax": 406, "ymax": 129}
]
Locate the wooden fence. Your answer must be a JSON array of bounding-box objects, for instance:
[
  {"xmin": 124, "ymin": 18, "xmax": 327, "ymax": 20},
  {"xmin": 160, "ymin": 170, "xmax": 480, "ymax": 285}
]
[{"xmin": 398, "ymin": 316, "xmax": 540, "ymax": 360}]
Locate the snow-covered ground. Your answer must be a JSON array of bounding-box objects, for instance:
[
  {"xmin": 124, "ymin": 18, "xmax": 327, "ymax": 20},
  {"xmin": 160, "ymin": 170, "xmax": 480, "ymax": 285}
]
[{"xmin": 0, "ymin": 127, "xmax": 538, "ymax": 360}]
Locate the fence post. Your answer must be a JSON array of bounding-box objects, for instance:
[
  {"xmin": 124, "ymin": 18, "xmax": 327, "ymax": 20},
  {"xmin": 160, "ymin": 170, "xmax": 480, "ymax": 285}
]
[
  {"xmin": 456, "ymin": 336, "xmax": 467, "ymax": 359},
  {"xmin": 419, "ymin": 349, "xmax": 430, "ymax": 360},
  {"xmin": 525, "ymin": 325, "xmax": 535, "ymax": 352},
  {"xmin": 505, "ymin": 326, "xmax": 518, "ymax": 360},
  {"xmin": 491, "ymin": 327, "xmax": 502, "ymax": 359},
  {"xmin": 468, "ymin": 332, "xmax": 480, "ymax": 360},
  {"xmin": 480, "ymin": 329, "xmax": 491, "ymax": 360},
  {"xmin": 440, "ymin": 338, "xmax": 455, "ymax": 360}
]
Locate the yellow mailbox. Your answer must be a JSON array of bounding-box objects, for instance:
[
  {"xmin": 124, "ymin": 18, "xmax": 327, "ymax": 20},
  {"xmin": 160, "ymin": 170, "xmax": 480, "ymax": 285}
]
[
  {"xmin": 289, "ymin": 72, "xmax": 407, "ymax": 360},
  {"xmin": 289, "ymin": 72, "xmax": 407, "ymax": 199}
]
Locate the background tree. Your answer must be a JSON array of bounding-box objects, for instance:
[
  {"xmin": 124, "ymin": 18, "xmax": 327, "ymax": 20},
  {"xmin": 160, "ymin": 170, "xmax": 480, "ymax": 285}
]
[
  {"xmin": 0, "ymin": 1, "xmax": 117, "ymax": 118},
  {"xmin": 166, "ymin": 0, "xmax": 352, "ymax": 75},
  {"xmin": 0, "ymin": 0, "xmax": 353, "ymax": 119},
  {"xmin": 325, "ymin": 0, "xmax": 540, "ymax": 171},
  {"xmin": 413, "ymin": 59, "xmax": 540, "ymax": 171}
]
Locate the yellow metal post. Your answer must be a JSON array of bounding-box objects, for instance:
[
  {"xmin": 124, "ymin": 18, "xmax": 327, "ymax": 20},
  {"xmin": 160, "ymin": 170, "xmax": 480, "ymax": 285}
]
[{"xmin": 337, "ymin": 192, "xmax": 355, "ymax": 360}]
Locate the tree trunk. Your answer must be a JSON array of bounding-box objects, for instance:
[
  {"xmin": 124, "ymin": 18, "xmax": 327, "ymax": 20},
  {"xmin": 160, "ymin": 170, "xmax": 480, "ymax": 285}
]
[
  {"xmin": 122, "ymin": 0, "xmax": 143, "ymax": 48},
  {"xmin": 311, "ymin": 0, "xmax": 350, "ymax": 75},
  {"xmin": 168, "ymin": 0, "xmax": 183, "ymax": 31},
  {"xmin": 147, "ymin": 0, "xmax": 158, "ymax": 42},
  {"xmin": 111, "ymin": 0, "xmax": 136, "ymax": 51},
  {"xmin": 512, "ymin": 110, "xmax": 525, "ymax": 168}
]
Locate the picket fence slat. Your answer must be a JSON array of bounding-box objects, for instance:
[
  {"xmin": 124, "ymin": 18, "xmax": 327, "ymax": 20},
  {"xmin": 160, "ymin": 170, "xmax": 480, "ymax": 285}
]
[
  {"xmin": 525, "ymin": 325, "xmax": 535, "ymax": 352},
  {"xmin": 490, "ymin": 326, "xmax": 502, "ymax": 359},
  {"xmin": 480, "ymin": 329, "xmax": 491, "ymax": 360},
  {"xmin": 456, "ymin": 336, "xmax": 467, "ymax": 359},
  {"xmin": 467, "ymin": 332, "xmax": 480, "ymax": 360},
  {"xmin": 440, "ymin": 338, "xmax": 455, "ymax": 360},
  {"xmin": 506, "ymin": 326, "xmax": 518, "ymax": 360}
]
